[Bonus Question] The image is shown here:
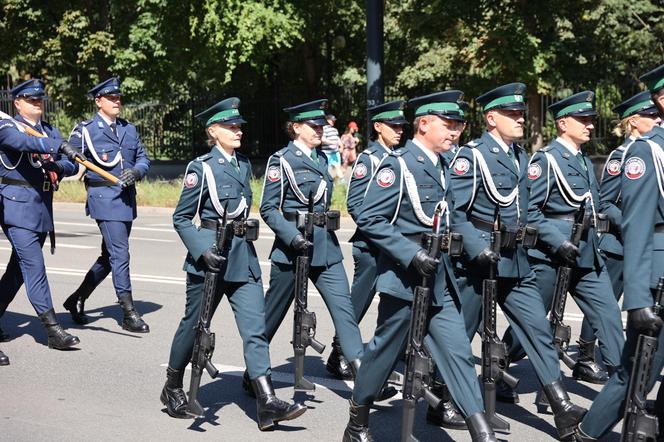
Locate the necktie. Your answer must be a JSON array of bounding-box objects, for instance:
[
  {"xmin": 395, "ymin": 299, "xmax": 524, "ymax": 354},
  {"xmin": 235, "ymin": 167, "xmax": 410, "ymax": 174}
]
[
  {"xmin": 435, "ymin": 158, "xmax": 442, "ymax": 172},
  {"xmin": 230, "ymin": 156, "xmax": 240, "ymax": 174},
  {"xmin": 507, "ymin": 148, "xmax": 519, "ymax": 170},
  {"xmin": 110, "ymin": 122, "xmax": 118, "ymax": 138},
  {"xmin": 311, "ymin": 149, "xmax": 319, "ymax": 165},
  {"xmin": 436, "ymin": 157, "xmax": 446, "ymax": 189},
  {"xmin": 576, "ymin": 152, "xmax": 588, "ymax": 174}
]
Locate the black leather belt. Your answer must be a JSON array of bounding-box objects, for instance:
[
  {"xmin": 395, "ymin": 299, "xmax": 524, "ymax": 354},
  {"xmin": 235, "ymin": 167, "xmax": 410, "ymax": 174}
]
[
  {"xmin": 469, "ymin": 216, "xmax": 523, "ymax": 250},
  {"xmin": 403, "ymin": 232, "xmax": 462, "ymax": 255},
  {"xmin": 283, "ymin": 210, "xmax": 340, "ymax": 230},
  {"xmin": 656, "ymin": 224, "xmax": 664, "ymax": 233},
  {"xmin": 87, "ymin": 180, "xmax": 115, "ymax": 187},
  {"xmin": 0, "ymin": 176, "xmax": 51, "ymax": 191},
  {"xmin": 200, "ymin": 218, "xmax": 251, "ymax": 237}
]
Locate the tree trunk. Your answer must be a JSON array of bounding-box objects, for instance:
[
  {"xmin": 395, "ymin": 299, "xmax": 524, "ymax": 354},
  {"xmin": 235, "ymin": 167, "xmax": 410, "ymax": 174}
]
[{"xmin": 527, "ymin": 89, "xmax": 544, "ymax": 152}]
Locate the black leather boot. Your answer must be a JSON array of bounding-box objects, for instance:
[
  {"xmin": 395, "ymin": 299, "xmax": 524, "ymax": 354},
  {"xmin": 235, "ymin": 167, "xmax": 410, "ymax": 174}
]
[
  {"xmin": 426, "ymin": 382, "xmax": 467, "ymax": 429},
  {"xmin": 326, "ymin": 336, "xmax": 354, "ymax": 380},
  {"xmin": 349, "ymin": 359, "xmax": 396, "ymax": 402},
  {"xmin": 38, "ymin": 309, "xmax": 80, "ymax": 350},
  {"xmin": 342, "ymin": 399, "xmax": 374, "ymax": 442},
  {"xmin": 0, "ymin": 302, "xmax": 10, "ymax": 341},
  {"xmin": 63, "ymin": 292, "xmax": 90, "ymax": 325},
  {"xmin": 572, "ymin": 424, "xmax": 597, "ymax": 441},
  {"xmin": 118, "ymin": 293, "xmax": 149, "ymax": 333},
  {"xmin": 252, "ymin": 375, "xmax": 307, "ymax": 430},
  {"xmin": 543, "ymin": 380, "xmax": 587, "ymax": 439},
  {"xmin": 160, "ymin": 367, "xmax": 192, "ymax": 419},
  {"xmin": 466, "ymin": 412, "xmax": 497, "ymax": 442},
  {"xmin": 573, "ymin": 339, "xmax": 608, "ymax": 384},
  {"xmin": 242, "ymin": 369, "xmax": 256, "ymax": 398},
  {"xmin": 0, "ymin": 349, "xmax": 8, "ymax": 366}
]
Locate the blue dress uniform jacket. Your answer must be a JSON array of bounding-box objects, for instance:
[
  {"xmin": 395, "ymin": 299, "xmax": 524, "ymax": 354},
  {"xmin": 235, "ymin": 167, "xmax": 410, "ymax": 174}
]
[
  {"xmin": 356, "ymin": 140, "xmax": 458, "ymax": 306},
  {"xmin": 69, "ymin": 113, "xmax": 150, "ymax": 221},
  {"xmin": 172, "ymin": 148, "xmax": 260, "ymax": 282},
  {"xmin": 527, "ymin": 140, "xmax": 603, "ymax": 269},
  {"xmin": 260, "ymin": 141, "xmax": 341, "ymax": 267},
  {"xmin": 0, "ymin": 116, "xmax": 76, "ymax": 232},
  {"xmin": 598, "ymin": 141, "xmax": 634, "ymax": 257},
  {"xmin": 450, "ymin": 132, "xmax": 530, "ymax": 278}
]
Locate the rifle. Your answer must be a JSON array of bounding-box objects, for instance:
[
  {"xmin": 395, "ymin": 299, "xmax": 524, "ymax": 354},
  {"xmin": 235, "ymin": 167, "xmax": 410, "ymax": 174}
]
[
  {"xmin": 0, "ymin": 111, "xmax": 121, "ymax": 185},
  {"xmin": 621, "ymin": 276, "xmax": 664, "ymax": 442},
  {"xmin": 401, "ymin": 206, "xmax": 445, "ymax": 442},
  {"xmin": 186, "ymin": 202, "xmax": 232, "ymax": 417},
  {"xmin": 292, "ymin": 191, "xmax": 325, "ymax": 391},
  {"xmin": 481, "ymin": 207, "xmax": 519, "ymax": 432},
  {"xmin": 549, "ymin": 197, "xmax": 589, "ymax": 370}
]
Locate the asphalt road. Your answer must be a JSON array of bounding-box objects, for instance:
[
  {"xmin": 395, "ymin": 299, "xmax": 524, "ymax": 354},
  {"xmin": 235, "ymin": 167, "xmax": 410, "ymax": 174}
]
[{"xmin": 0, "ymin": 203, "xmax": 641, "ymax": 441}]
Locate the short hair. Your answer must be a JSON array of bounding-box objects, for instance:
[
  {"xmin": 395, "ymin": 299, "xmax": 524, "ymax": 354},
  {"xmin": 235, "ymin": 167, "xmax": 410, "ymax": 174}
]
[
  {"xmin": 412, "ymin": 116, "xmax": 424, "ymax": 133},
  {"xmin": 285, "ymin": 121, "xmax": 297, "ymax": 140}
]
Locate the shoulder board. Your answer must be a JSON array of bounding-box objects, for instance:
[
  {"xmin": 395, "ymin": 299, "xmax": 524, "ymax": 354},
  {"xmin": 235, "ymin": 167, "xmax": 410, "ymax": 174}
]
[
  {"xmin": 273, "ymin": 147, "xmax": 288, "ymax": 157},
  {"xmin": 464, "ymin": 140, "xmax": 481, "ymax": 148},
  {"xmin": 117, "ymin": 117, "xmax": 128, "ymax": 126},
  {"xmin": 391, "ymin": 148, "xmax": 404, "ymax": 157},
  {"xmin": 195, "ymin": 153, "xmax": 212, "ymax": 162},
  {"xmin": 81, "ymin": 119, "xmax": 93, "ymax": 126},
  {"xmin": 539, "ymin": 145, "xmax": 553, "ymax": 152}
]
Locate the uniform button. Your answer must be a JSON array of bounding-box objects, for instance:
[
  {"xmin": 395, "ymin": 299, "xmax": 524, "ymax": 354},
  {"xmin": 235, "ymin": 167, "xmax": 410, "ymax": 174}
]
[
  {"xmin": 225, "ymin": 193, "xmax": 229, "ymax": 197},
  {"xmin": 425, "ymin": 196, "xmax": 430, "ymax": 200},
  {"xmin": 11, "ymin": 196, "xmax": 15, "ymax": 200}
]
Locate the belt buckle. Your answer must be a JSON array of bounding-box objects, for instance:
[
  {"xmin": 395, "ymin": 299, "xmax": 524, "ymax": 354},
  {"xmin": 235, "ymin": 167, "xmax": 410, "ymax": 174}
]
[{"xmin": 42, "ymin": 181, "xmax": 51, "ymax": 192}]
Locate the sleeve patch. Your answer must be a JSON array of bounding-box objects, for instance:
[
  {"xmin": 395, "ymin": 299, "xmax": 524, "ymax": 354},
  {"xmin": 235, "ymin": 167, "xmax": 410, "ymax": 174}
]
[
  {"xmin": 266, "ymin": 165, "xmax": 281, "ymax": 182},
  {"xmin": 184, "ymin": 172, "xmax": 198, "ymax": 188},
  {"xmin": 353, "ymin": 163, "xmax": 368, "ymax": 179},
  {"xmin": 452, "ymin": 158, "xmax": 470, "ymax": 175},
  {"xmin": 624, "ymin": 157, "xmax": 646, "ymax": 180},
  {"xmin": 527, "ymin": 163, "xmax": 542, "ymax": 180},
  {"xmin": 376, "ymin": 168, "xmax": 396, "ymax": 187},
  {"xmin": 606, "ymin": 159, "xmax": 621, "ymax": 176}
]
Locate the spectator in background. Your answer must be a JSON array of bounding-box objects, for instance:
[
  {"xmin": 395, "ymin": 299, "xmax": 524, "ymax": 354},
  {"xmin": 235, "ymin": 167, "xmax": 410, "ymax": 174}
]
[
  {"xmin": 340, "ymin": 121, "xmax": 360, "ymax": 175},
  {"xmin": 321, "ymin": 114, "xmax": 344, "ymax": 181}
]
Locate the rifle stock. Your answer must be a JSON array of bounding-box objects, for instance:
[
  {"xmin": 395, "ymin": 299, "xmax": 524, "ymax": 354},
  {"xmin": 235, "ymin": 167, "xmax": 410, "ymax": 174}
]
[
  {"xmin": 186, "ymin": 204, "xmax": 231, "ymax": 417},
  {"xmin": 292, "ymin": 192, "xmax": 325, "ymax": 391},
  {"xmin": 621, "ymin": 277, "xmax": 664, "ymax": 442}
]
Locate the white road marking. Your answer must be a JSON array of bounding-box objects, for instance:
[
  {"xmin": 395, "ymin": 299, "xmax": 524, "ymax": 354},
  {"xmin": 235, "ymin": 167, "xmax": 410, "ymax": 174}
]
[{"xmin": 56, "ymin": 221, "xmax": 176, "ymax": 233}]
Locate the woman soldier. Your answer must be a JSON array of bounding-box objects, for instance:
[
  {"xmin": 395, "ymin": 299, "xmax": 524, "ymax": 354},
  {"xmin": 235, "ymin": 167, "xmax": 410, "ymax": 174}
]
[
  {"xmin": 161, "ymin": 98, "xmax": 306, "ymax": 430},
  {"xmin": 573, "ymin": 91, "xmax": 662, "ymax": 384}
]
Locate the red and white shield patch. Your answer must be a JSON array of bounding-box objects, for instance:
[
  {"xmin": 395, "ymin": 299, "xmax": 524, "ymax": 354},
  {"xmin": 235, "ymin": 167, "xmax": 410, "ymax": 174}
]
[
  {"xmin": 353, "ymin": 163, "xmax": 368, "ymax": 179},
  {"xmin": 528, "ymin": 163, "xmax": 542, "ymax": 180},
  {"xmin": 266, "ymin": 166, "xmax": 281, "ymax": 183},
  {"xmin": 453, "ymin": 158, "xmax": 470, "ymax": 175},
  {"xmin": 606, "ymin": 159, "xmax": 621, "ymax": 176},
  {"xmin": 376, "ymin": 168, "xmax": 395, "ymax": 188},
  {"xmin": 184, "ymin": 172, "xmax": 198, "ymax": 188},
  {"xmin": 624, "ymin": 157, "xmax": 646, "ymax": 180}
]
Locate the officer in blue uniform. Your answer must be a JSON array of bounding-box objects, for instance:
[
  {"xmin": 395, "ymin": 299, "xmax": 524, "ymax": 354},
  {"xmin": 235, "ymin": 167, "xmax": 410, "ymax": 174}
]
[
  {"xmin": 503, "ymin": 91, "xmax": 624, "ymax": 385},
  {"xmin": 343, "ymin": 91, "xmax": 496, "ymax": 442},
  {"xmin": 449, "ymin": 83, "xmax": 586, "ymax": 439},
  {"xmin": 575, "ymin": 92, "xmax": 661, "ymax": 382},
  {"xmin": 574, "ymin": 65, "xmax": 664, "ymax": 441},
  {"xmin": 63, "ymin": 77, "xmax": 150, "ymax": 333},
  {"xmin": 258, "ymin": 99, "xmax": 364, "ymax": 383},
  {"xmin": 161, "ymin": 98, "xmax": 306, "ymax": 429},
  {"xmin": 0, "ymin": 79, "xmax": 82, "ymax": 353},
  {"xmin": 325, "ymin": 100, "xmax": 406, "ymax": 386}
]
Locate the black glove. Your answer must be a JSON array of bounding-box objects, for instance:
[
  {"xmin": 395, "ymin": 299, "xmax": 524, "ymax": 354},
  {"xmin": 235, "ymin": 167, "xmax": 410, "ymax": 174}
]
[
  {"xmin": 119, "ymin": 168, "xmax": 141, "ymax": 188},
  {"xmin": 200, "ymin": 247, "xmax": 225, "ymax": 272},
  {"xmin": 59, "ymin": 142, "xmax": 84, "ymax": 162},
  {"xmin": 556, "ymin": 240, "xmax": 580, "ymax": 265},
  {"xmin": 291, "ymin": 234, "xmax": 312, "ymax": 252},
  {"xmin": 628, "ymin": 307, "xmax": 664, "ymax": 335},
  {"xmin": 42, "ymin": 160, "xmax": 64, "ymax": 175},
  {"xmin": 476, "ymin": 248, "xmax": 500, "ymax": 267},
  {"xmin": 411, "ymin": 249, "xmax": 439, "ymax": 278}
]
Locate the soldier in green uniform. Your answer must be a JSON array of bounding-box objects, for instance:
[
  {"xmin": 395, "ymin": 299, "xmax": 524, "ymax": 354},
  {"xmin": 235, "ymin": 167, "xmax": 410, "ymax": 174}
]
[
  {"xmin": 343, "ymin": 91, "xmax": 496, "ymax": 442},
  {"xmin": 574, "ymin": 65, "xmax": 664, "ymax": 441},
  {"xmin": 161, "ymin": 98, "xmax": 306, "ymax": 430},
  {"xmin": 574, "ymin": 91, "xmax": 661, "ymax": 383},
  {"xmin": 449, "ymin": 83, "xmax": 586, "ymax": 439},
  {"xmin": 256, "ymin": 99, "xmax": 364, "ymax": 387},
  {"xmin": 503, "ymin": 91, "xmax": 625, "ymax": 387}
]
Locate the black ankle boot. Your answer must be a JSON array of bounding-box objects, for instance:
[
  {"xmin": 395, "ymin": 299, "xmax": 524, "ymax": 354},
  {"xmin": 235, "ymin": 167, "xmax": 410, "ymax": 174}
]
[
  {"xmin": 38, "ymin": 309, "xmax": 80, "ymax": 350},
  {"xmin": 543, "ymin": 380, "xmax": 587, "ymax": 439},
  {"xmin": 572, "ymin": 424, "xmax": 598, "ymax": 441},
  {"xmin": 326, "ymin": 336, "xmax": 353, "ymax": 380},
  {"xmin": 63, "ymin": 292, "xmax": 90, "ymax": 325},
  {"xmin": 0, "ymin": 349, "xmax": 8, "ymax": 366},
  {"xmin": 242, "ymin": 369, "xmax": 256, "ymax": 398},
  {"xmin": 343, "ymin": 399, "xmax": 374, "ymax": 442},
  {"xmin": 465, "ymin": 412, "xmax": 497, "ymax": 442},
  {"xmin": 426, "ymin": 382, "xmax": 467, "ymax": 429},
  {"xmin": 118, "ymin": 293, "xmax": 149, "ymax": 333},
  {"xmin": 573, "ymin": 339, "xmax": 608, "ymax": 384},
  {"xmin": 252, "ymin": 375, "xmax": 307, "ymax": 430},
  {"xmin": 160, "ymin": 367, "xmax": 192, "ymax": 419},
  {"xmin": 0, "ymin": 302, "xmax": 10, "ymax": 342}
]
